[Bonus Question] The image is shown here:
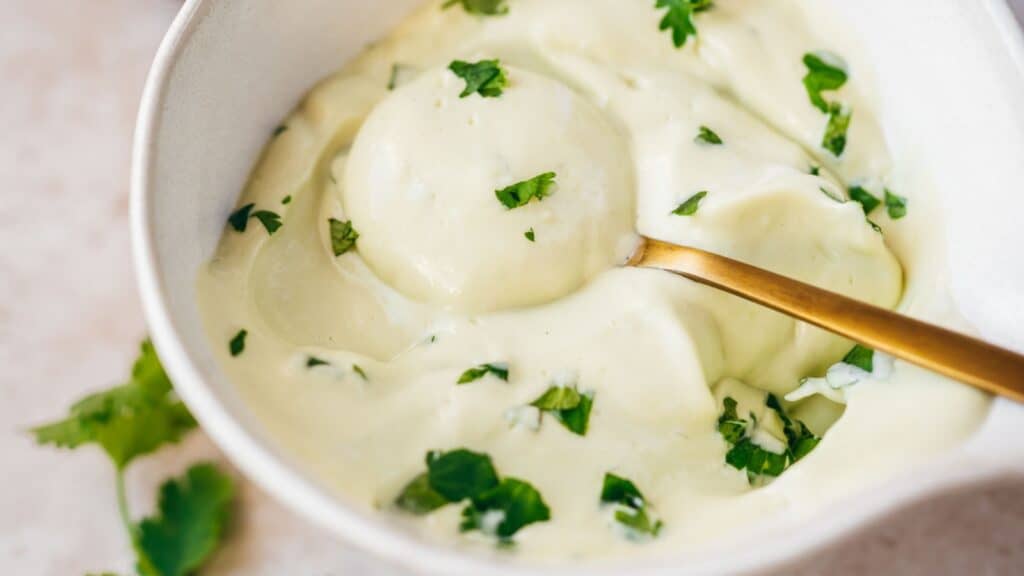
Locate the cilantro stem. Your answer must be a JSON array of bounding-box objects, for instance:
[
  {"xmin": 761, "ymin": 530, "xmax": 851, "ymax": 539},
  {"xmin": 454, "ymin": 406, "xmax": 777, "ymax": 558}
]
[{"xmin": 115, "ymin": 469, "xmax": 136, "ymax": 539}]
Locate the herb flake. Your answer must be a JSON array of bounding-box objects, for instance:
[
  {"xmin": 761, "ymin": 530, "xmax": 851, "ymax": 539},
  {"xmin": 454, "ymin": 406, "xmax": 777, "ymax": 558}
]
[
  {"xmin": 525, "ymin": 228, "xmax": 536, "ymax": 242},
  {"xmin": 529, "ymin": 385, "xmax": 594, "ymax": 436},
  {"xmin": 848, "ymin": 186, "xmax": 881, "ymax": 215},
  {"xmin": 442, "ymin": 0, "xmax": 509, "ymax": 16},
  {"xmin": 672, "ymin": 191, "xmax": 708, "ymax": 216},
  {"xmin": 449, "ymin": 59, "xmax": 508, "ymax": 98},
  {"xmin": 458, "ymin": 363, "xmax": 510, "ymax": 385},
  {"xmin": 842, "ymin": 345, "xmax": 875, "ymax": 372},
  {"xmin": 229, "ymin": 330, "xmax": 247, "ymax": 357},
  {"xmin": 227, "ymin": 204, "xmax": 255, "ymax": 232},
  {"xmin": 496, "ymin": 172, "xmax": 556, "ymax": 209},
  {"xmin": 600, "ymin": 473, "xmax": 662, "ymax": 538},
  {"xmin": 655, "ymin": 0, "xmax": 713, "ymax": 49},
  {"xmin": 884, "ymin": 189, "xmax": 908, "ymax": 220},
  {"xmin": 251, "ymin": 210, "xmax": 282, "ymax": 235},
  {"xmin": 329, "ymin": 218, "xmax": 359, "ymax": 256},
  {"xmin": 696, "ymin": 125, "xmax": 723, "ymax": 145}
]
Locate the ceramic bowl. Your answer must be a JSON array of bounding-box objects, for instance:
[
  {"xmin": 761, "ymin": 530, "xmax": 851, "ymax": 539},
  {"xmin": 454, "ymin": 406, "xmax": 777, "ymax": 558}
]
[{"xmin": 132, "ymin": 1, "xmax": 1024, "ymax": 574}]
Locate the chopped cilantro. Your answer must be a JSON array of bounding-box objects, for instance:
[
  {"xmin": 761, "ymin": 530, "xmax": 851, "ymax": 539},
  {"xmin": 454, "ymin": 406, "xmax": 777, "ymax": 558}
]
[
  {"xmin": 842, "ymin": 344, "xmax": 875, "ymax": 372},
  {"xmin": 395, "ymin": 472, "xmax": 449, "ymax": 515},
  {"xmin": 135, "ymin": 463, "xmax": 235, "ymax": 576},
  {"xmin": 848, "ymin": 186, "xmax": 881, "ymax": 215},
  {"xmin": 655, "ymin": 0, "xmax": 713, "ymax": 49},
  {"xmin": 387, "ymin": 63, "xmax": 416, "ymax": 91},
  {"xmin": 281, "ymin": 195, "xmax": 292, "ymax": 205},
  {"xmin": 809, "ymin": 165, "xmax": 821, "ymax": 176},
  {"xmin": 726, "ymin": 438, "xmax": 787, "ymax": 479},
  {"xmin": 449, "ymin": 59, "xmax": 507, "ymax": 98},
  {"xmin": 458, "ymin": 363, "xmax": 510, "ymax": 385},
  {"xmin": 600, "ymin": 473, "xmax": 662, "ymax": 538},
  {"xmin": 306, "ymin": 357, "xmax": 330, "ymax": 368},
  {"xmin": 717, "ymin": 395, "xmax": 821, "ymax": 483},
  {"xmin": 442, "ymin": 0, "xmax": 509, "ymax": 16},
  {"xmin": 228, "ymin": 330, "xmax": 247, "ymax": 357},
  {"xmin": 765, "ymin": 394, "xmax": 821, "ymax": 463},
  {"xmin": 530, "ymin": 385, "xmax": 594, "ymax": 436},
  {"xmin": 525, "ymin": 228, "xmax": 536, "ymax": 242},
  {"xmin": 227, "ymin": 204, "xmax": 254, "ymax": 232},
  {"xmin": 353, "ymin": 365, "xmax": 369, "ymax": 381},
  {"xmin": 272, "ymin": 125, "xmax": 287, "ymax": 138},
  {"xmin": 329, "ymin": 218, "xmax": 359, "ymax": 256},
  {"xmin": 396, "ymin": 448, "xmax": 551, "ymax": 540},
  {"xmin": 696, "ymin": 125, "xmax": 723, "ymax": 145},
  {"xmin": 884, "ymin": 189, "xmax": 908, "ymax": 220},
  {"xmin": 823, "ymin": 103, "xmax": 852, "ymax": 157},
  {"xmin": 460, "ymin": 478, "xmax": 551, "ymax": 540},
  {"xmin": 496, "ymin": 172, "xmax": 556, "ymax": 209},
  {"xmin": 671, "ymin": 191, "xmax": 708, "ymax": 216},
  {"xmin": 716, "ymin": 397, "xmax": 748, "ymax": 445},
  {"xmin": 251, "ymin": 210, "xmax": 282, "ymax": 235},
  {"xmin": 802, "ymin": 52, "xmax": 848, "ymax": 113}
]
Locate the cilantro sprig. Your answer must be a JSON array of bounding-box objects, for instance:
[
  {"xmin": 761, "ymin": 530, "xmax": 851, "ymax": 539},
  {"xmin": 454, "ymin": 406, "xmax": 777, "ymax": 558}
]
[
  {"xmin": 395, "ymin": 449, "xmax": 550, "ymax": 541},
  {"xmin": 529, "ymin": 384, "xmax": 594, "ymax": 436},
  {"xmin": 449, "ymin": 59, "xmax": 508, "ymax": 98},
  {"xmin": 655, "ymin": 0, "xmax": 713, "ymax": 49},
  {"xmin": 442, "ymin": 0, "xmax": 509, "ymax": 16},
  {"xmin": 600, "ymin": 473, "xmax": 663, "ymax": 539},
  {"xmin": 496, "ymin": 172, "xmax": 557, "ymax": 209},
  {"xmin": 31, "ymin": 340, "xmax": 236, "ymax": 576}
]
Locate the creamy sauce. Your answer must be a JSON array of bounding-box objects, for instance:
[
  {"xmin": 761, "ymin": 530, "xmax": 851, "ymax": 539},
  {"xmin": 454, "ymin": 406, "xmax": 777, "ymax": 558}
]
[{"xmin": 197, "ymin": 0, "xmax": 990, "ymax": 563}]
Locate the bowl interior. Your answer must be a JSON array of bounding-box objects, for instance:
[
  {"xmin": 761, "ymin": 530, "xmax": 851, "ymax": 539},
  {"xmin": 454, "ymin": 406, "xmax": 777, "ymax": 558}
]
[{"xmin": 133, "ymin": 0, "xmax": 1024, "ymax": 574}]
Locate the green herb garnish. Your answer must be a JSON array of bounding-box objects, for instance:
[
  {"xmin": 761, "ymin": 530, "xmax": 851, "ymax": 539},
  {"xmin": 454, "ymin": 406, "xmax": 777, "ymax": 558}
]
[
  {"xmin": 655, "ymin": 0, "xmax": 713, "ymax": 48},
  {"xmin": 717, "ymin": 395, "xmax": 821, "ymax": 483},
  {"xmin": 227, "ymin": 203, "xmax": 255, "ymax": 232},
  {"xmin": 353, "ymin": 365, "xmax": 368, "ymax": 381},
  {"xmin": 251, "ymin": 210, "xmax": 282, "ymax": 235},
  {"xmin": 802, "ymin": 52, "xmax": 848, "ymax": 113},
  {"xmin": 716, "ymin": 397, "xmax": 748, "ymax": 445},
  {"xmin": 449, "ymin": 59, "xmax": 508, "ymax": 98},
  {"xmin": 809, "ymin": 165, "xmax": 821, "ymax": 176},
  {"xmin": 272, "ymin": 125, "xmax": 288, "ymax": 138},
  {"xmin": 600, "ymin": 473, "xmax": 663, "ymax": 538},
  {"xmin": 530, "ymin": 385, "xmax": 594, "ymax": 436},
  {"xmin": 329, "ymin": 218, "xmax": 359, "ymax": 256},
  {"xmin": 823, "ymin": 103, "xmax": 852, "ymax": 157},
  {"xmin": 31, "ymin": 340, "xmax": 235, "ymax": 576},
  {"xmin": 281, "ymin": 195, "xmax": 292, "ymax": 205},
  {"xmin": 884, "ymin": 189, "xmax": 908, "ymax": 220},
  {"xmin": 458, "ymin": 363, "xmax": 510, "ymax": 385},
  {"xmin": 842, "ymin": 344, "xmax": 875, "ymax": 372},
  {"xmin": 442, "ymin": 0, "xmax": 509, "ymax": 16},
  {"xmin": 229, "ymin": 330, "xmax": 247, "ymax": 357},
  {"xmin": 496, "ymin": 172, "xmax": 556, "ymax": 209},
  {"xmin": 525, "ymin": 228, "xmax": 536, "ymax": 242},
  {"xmin": 696, "ymin": 125, "xmax": 723, "ymax": 145},
  {"xmin": 671, "ymin": 191, "xmax": 708, "ymax": 216},
  {"xmin": 848, "ymin": 186, "xmax": 881, "ymax": 215},
  {"xmin": 306, "ymin": 357, "xmax": 330, "ymax": 368},
  {"xmin": 396, "ymin": 449, "xmax": 550, "ymax": 540}
]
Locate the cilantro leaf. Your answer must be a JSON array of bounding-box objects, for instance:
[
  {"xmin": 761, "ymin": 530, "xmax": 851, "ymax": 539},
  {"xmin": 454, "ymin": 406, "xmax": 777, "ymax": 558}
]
[
  {"xmin": 449, "ymin": 59, "xmax": 508, "ymax": 98},
  {"xmin": 525, "ymin": 228, "xmax": 536, "ymax": 242},
  {"xmin": 134, "ymin": 463, "xmax": 235, "ymax": 576},
  {"xmin": 726, "ymin": 438, "xmax": 787, "ymax": 479},
  {"xmin": 426, "ymin": 449, "xmax": 500, "ymax": 502},
  {"xmin": 823, "ymin": 103, "xmax": 852, "ymax": 157},
  {"xmin": 765, "ymin": 394, "xmax": 821, "ymax": 463},
  {"xmin": 530, "ymin": 385, "xmax": 593, "ymax": 436},
  {"xmin": 716, "ymin": 397, "xmax": 748, "ymax": 445},
  {"xmin": 460, "ymin": 478, "xmax": 551, "ymax": 539},
  {"xmin": 809, "ymin": 165, "xmax": 821, "ymax": 176},
  {"xmin": 600, "ymin": 473, "xmax": 662, "ymax": 538},
  {"xmin": 885, "ymin": 189, "xmax": 908, "ymax": 220},
  {"xmin": 696, "ymin": 125, "xmax": 723, "ymax": 145},
  {"xmin": 848, "ymin": 186, "xmax": 881, "ymax": 215},
  {"xmin": 671, "ymin": 191, "xmax": 708, "ymax": 216},
  {"xmin": 329, "ymin": 218, "xmax": 359, "ymax": 256},
  {"xmin": 457, "ymin": 363, "xmax": 509, "ymax": 385},
  {"xmin": 31, "ymin": 341, "xmax": 197, "ymax": 469},
  {"xmin": 281, "ymin": 195, "xmax": 292, "ymax": 205},
  {"xmin": 227, "ymin": 204, "xmax": 254, "ymax": 233},
  {"xmin": 251, "ymin": 210, "xmax": 282, "ymax": 235},
  {"xmin": 495, "ymin": 172, "xmax": 556, "ymax": 209},
  {"xmin": 802, "ymin": 52, "xmax": 848, "ymax": 113},
  {"xmin": 530, "ymin": 386, "xmax": 582, "ymax": 411},
  {"xmin": 442, "ymin": 0, "xmax": 509, "ymax": 16},
  {"xmin": 655, "ymin": 0, "xmax": 713, "ymax": 49},
  {"xmin": 843, "ymin": 344, "xmax": 875, "ymax": 372},
  {"xmin": 395, "ymin": 472, "xmax": 449, "ymax": 515},
  {"xmin": 228, "ymin": 330, "xmax": 247, "ymax": 357},
  {"xmin": 272, "ymin": 125, "xmax": 287, "ymax": 138}
]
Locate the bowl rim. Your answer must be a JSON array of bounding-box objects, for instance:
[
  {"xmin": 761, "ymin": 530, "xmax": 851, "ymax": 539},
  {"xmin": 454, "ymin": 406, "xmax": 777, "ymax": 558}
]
[{"xmin": 131, "ymin": 1, "xmax": 1024, "ymax": 574}]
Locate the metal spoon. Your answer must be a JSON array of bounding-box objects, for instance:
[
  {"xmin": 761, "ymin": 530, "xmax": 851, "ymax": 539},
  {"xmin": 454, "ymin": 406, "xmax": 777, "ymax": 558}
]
[{"xmin": 628, "ymin": 237, "xmax": 1024, "ymax": 402}]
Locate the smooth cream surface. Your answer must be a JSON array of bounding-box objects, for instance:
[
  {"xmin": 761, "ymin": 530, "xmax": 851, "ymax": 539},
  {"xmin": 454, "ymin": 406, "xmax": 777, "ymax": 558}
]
[{"xmin": 197, "ymin": 0, "xmax": 990, "ymax": 563}]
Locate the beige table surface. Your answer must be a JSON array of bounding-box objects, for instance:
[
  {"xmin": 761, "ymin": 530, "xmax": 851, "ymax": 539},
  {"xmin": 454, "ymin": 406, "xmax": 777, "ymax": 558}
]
[{"xmin": 3, "ymin": 1, "xmax": 1024, "ymax": 574}]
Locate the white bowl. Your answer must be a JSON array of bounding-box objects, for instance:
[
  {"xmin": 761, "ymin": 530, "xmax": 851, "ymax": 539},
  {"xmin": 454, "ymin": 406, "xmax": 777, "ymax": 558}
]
[{"xmin": 132, "ymin": 1, "xmax": 1024, "ymax": 574}]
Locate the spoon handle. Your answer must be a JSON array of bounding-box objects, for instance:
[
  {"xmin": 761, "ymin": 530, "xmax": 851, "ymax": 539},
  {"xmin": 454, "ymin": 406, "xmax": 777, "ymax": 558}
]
[{"xmin": 631, "ymin": 238, "xmax": 1024, "ymax": 402}]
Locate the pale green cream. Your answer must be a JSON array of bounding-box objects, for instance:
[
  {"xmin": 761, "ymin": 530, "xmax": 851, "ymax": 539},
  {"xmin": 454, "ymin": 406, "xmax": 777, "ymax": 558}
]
[{"xmin": 197, "ymin": 0, "xmax": 989, "ymax": 563}]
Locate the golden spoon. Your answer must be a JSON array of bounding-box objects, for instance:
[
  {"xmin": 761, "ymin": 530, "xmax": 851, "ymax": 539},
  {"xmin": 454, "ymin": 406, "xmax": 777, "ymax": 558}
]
[{"xmin": 628, "ymin": 237, "xmax": 1024, "ymax": 402}]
